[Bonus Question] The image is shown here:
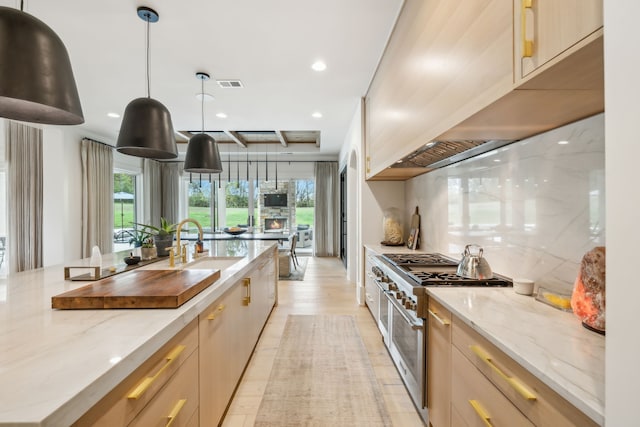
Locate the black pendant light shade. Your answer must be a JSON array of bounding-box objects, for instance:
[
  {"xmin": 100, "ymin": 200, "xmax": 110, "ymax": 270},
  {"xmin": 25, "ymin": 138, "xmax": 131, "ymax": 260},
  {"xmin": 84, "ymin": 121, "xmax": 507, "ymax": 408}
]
[
  {"xmin": 184, "ymin": 72, "xmax": 223, "ymax": 173},
  {"xmin": 184, "ymin": 133, "xmax": 223, "ymax": 173},
  {"xmin": 0, "ymin": 6, "xmax": 83, "ymax": 124},
  {"xmin": 116, "ymin": 7, "xmax": 178, "ymax": 159},
  {"xmin": 116, "ymin": 97, "xmax": 177, "ymax": 159}
]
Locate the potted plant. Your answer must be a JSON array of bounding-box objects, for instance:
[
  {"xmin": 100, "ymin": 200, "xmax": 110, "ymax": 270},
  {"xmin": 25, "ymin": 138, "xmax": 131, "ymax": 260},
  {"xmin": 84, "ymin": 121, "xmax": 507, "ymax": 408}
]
[
  {"xmin": 135, "ymin": 217, "xmax": 177, "ymax": 257},
  {"xmin": 140, "ymin": 237, "xmax": 157, "ymax": 260},
  {"xmin": 128, "ymin": 226, "xmax": 153, "ymax": 248}
]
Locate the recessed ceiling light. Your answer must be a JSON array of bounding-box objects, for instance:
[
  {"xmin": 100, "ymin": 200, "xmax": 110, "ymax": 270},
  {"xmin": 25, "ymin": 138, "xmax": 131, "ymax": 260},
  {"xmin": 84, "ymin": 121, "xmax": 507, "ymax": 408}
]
[
  {"xmin": 312, "ymin": 112, "xmax": 323, "ymax": 118},
  {"xmin": 195, "ymin": 93, "xmax": 215, "ymax": 102},
  {"xmin": 311, "ymin": 60, "xmax": 327, "ymax": 72},
  {"xmin": 107, "ymin": 112, "xmax": 120, "ymax": 118},
  {"xmin": 558, "ymin": 140, "xmax": 569, "ymax": 145},
  {"xmin": 493, "ymin": 159, "xmax": 501, "ymax": 162},
  {"xmin": 216, "ymin": 112, "xmax": 227, "ymax": 119}
]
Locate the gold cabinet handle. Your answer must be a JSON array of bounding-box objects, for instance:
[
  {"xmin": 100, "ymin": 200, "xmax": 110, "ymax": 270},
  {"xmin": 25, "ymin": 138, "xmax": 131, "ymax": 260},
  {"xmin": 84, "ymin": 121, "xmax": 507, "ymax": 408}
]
[
  {"xmin": 366, "ymin": 156, "xmax": 371, "ymax": 174},
  {"xmin": 427, "ymin": 309, "xmax": 450, "ymax": 326},
  {"xmin": 521, "ymin": 0, "xmax": 533, "ymax": 57},
  {"xmin": 469, "ymin": 345, "xmax": 537, "ymax": 401},
  {"xmin": 207, "ymin": 303, "xmax": 226, "ymax": 320},
  {"xmin": 166, "ymin": 399, "xmax": 187, "ymax": 427},
  {"xmin": 242, "ymin": 278, "xmax": 251, "ymax": 305},
  {"xmin": 469, "ymin": 400, "xmax": 493, "ymax": 427},
  {"xmin": 127, "ymin": 345, "xmax": 186, "ymax": 400}
]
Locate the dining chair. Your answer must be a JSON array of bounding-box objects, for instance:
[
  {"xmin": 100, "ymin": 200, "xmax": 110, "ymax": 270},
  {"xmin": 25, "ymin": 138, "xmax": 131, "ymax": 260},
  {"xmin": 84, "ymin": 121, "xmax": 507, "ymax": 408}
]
[{"xmin": 289, "ymin": 234, "xmax": 299, "ymax": 269}]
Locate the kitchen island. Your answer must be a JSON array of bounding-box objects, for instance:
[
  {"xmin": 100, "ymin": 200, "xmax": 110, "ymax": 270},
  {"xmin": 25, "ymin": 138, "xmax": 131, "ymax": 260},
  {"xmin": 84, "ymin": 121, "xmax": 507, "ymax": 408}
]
[{"xmin": 0, "ymin": 241, "xmax": 277, "ymax": 426}]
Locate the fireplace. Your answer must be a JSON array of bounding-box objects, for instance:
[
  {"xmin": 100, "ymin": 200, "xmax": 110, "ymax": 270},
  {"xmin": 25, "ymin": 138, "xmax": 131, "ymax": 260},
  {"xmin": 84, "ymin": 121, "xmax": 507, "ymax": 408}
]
[{"xmin": 265, "ymin": 217, "xmax": 287, "ymax": 232}]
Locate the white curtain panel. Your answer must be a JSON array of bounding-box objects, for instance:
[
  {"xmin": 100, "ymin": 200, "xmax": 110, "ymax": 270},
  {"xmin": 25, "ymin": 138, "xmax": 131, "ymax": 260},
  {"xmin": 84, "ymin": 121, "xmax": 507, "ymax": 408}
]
[
  {"xmin": 81, "ymin": 138, "xmax": 113, "ymax": 257},
  {"xmin": 160, "ymin": 162, "xmax": 182, "ymax": 224},
  {"xmin": 6, "ymin": 122, "xmax": 43, "ymax": 273},
  {"xmin": 143, "ymin": 159, "xmax": 162, "ymax": 226},
  {"xmin": 314, "ymin": 162, "xmax": 339, "ymax": 256}
]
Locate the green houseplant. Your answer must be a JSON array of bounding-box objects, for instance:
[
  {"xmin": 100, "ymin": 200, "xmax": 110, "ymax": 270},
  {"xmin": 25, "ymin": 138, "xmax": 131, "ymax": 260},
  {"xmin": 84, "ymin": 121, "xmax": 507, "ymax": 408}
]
[
  {"xmin": 135, "ymin": 217, "xmax": 177, "ymax": 257},
  {"xmin": 128, "ymin": 226, "xmax": 153, "ymax": 248}
]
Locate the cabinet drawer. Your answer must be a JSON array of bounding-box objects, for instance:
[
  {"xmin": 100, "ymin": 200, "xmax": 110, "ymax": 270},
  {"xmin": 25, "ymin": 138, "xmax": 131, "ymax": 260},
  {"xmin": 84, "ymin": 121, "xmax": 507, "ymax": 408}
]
[
  {"xmin": 74, "ymin": 320, "xmax": 199, "ymax": 427},
  {"xmin": 452, "ymin": 346, "xmax": 533, "ymax": 427},
  {"xmin": 452, "ymin": 318, "xmax": 597, "ymax": 427},
  {"xmin": 129, "ymin": 350, "xmax": 199, "ymax": 427}
]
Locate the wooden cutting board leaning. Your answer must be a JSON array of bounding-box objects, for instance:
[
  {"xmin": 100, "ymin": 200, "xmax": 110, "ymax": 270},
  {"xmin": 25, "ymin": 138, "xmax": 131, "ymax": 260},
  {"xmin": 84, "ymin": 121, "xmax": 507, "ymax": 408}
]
[{"xmin": 408, "ymin": 206, "xmax": 420, "ymax": 250}]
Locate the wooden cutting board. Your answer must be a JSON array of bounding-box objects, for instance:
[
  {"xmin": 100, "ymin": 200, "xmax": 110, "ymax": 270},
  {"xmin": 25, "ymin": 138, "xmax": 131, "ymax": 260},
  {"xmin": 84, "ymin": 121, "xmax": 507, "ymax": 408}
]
[
  {"xmin": 408, "ymin": 206, "xmax": 421, "ymax": 249},
  {"xmin": 410, "ymin": 206, "xmax": 420, "ymax": 229},
  {"xmin": 52, "ymin": 269, "xmax": 220, "ymax": 309}
]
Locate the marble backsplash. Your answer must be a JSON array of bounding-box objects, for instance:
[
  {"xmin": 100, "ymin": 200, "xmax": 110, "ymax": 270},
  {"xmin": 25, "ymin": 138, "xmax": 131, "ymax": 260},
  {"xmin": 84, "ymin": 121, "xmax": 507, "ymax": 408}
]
[{"xmin": 406, "ymin": 113, "xmax": 605, "ymax": 293}]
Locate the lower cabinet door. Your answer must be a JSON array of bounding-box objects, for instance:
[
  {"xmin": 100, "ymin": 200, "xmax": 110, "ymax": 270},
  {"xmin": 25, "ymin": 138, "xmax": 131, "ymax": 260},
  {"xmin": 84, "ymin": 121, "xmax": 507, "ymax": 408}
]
[
  {"xmin": 451, "ymin": 346, "xmax": 533, "ymax": 427},
  {"xmin": 129, "ymin": 350, "xmax": 199, "ymax": 427}
]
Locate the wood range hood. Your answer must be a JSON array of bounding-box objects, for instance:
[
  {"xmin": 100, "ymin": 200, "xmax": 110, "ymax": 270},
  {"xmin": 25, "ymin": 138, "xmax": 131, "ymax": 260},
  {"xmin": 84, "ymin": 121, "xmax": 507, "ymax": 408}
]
[{"xmin": 369, "ymin": 34, "xmax": 604, "ymax": 181}]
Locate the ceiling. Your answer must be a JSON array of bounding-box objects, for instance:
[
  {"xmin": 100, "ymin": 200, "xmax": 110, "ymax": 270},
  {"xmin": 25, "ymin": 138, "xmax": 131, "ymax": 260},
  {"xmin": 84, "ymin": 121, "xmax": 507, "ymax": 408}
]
[{"xmin": 5, "ymin": 0, "xmax": 403, "ymax": 159}]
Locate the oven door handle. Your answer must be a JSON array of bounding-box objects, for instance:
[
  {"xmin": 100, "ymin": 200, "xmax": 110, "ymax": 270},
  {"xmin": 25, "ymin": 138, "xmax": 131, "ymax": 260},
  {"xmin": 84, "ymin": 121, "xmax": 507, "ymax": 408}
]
[{"xmin": 385, "ymin": 292, "xmax": 424, "ymax": 331}]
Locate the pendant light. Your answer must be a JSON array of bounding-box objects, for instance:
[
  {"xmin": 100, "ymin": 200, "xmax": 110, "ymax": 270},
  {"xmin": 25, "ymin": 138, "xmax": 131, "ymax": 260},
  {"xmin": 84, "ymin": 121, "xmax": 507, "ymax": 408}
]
[
  {"xmin": 0, "ymin": 3, "xmax": 83, "ymax": 124},
  {"xmin": 116, "ymin": 7, "xmax": 177, "ymax": 159},
  {"xmin": 184, "ymin": 72, "xmax": 223, "ymax": 173}
]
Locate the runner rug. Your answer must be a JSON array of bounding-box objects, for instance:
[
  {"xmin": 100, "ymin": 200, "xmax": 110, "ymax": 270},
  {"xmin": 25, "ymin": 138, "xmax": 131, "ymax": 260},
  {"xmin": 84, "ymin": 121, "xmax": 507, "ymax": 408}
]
[{"xmin": 254, "ymin": 314, "xmax": 392, "ymax": 426}]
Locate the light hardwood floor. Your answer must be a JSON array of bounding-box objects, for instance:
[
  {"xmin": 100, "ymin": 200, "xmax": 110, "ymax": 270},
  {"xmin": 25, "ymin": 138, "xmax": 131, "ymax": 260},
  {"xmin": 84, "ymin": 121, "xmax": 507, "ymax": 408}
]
[{"xmin": 222, "ymin": 256, "xmax": 424, "ymax": 427}]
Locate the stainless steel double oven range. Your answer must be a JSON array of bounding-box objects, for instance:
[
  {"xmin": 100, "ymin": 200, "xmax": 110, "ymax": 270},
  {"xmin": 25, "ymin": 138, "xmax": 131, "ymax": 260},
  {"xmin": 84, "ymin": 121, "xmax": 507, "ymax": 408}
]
[{"xmin": 365, "ymin": 252, "xmax": 512, "ymax": 425}]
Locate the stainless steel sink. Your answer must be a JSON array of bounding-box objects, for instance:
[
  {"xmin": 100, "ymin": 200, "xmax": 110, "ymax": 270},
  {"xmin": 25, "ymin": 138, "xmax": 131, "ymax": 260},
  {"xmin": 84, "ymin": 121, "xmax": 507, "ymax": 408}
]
[{"xmin": 137, "ymin": 256, "xmax": 245, "ymax": 271}]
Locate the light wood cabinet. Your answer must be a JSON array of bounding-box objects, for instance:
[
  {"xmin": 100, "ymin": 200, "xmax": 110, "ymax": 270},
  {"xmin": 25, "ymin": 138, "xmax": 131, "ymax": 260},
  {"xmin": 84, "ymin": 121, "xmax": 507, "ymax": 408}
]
[
  {"xmin": 200, "ymin": 249, "xmax": 277, "ymax": 426},
  {"xmin": 515, "ymin": 0, "xmax": 603, "ymax": 80},
  {"xmin": 426, "ymin": 298, "xmax": 451, "ymax": 427},
  {"xmin": 451, "ymin": 316, "xmax": 599, "ymax": 427},
  {"xmin": 73, "ymin": 319, "xmax": 199, "ymax": 427},
  {"xmin": 199, "ymin": 280, "xmax": 246, "ymax": 426},
  {"xmin": 364, "ymin": 0, "xmax": 604, "ymax": 181},
  {"xmin": 129, "ymin": 350, "xmax": 199, "ymax": 427},
  {"xmin": 365, "ymin": 0, "xmax": 513, "ymax": 179},
  {"xmin": 451, "ymin": 345, "xmax": 534, "ymax": 427}
]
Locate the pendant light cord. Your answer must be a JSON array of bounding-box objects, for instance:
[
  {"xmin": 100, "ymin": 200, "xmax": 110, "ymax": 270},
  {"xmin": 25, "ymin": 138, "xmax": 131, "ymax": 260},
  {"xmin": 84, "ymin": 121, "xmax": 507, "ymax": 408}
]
[
  {"xmin": 20, "ymin": 0, "xmax": 24, "ymax": 11},
  {"xmin": 145, "ymin": 15, "xmax": 151, "ymax": 98},
  {"xmin": 201, "ymin": 77, "xmax": 205, "ymax": 132}
]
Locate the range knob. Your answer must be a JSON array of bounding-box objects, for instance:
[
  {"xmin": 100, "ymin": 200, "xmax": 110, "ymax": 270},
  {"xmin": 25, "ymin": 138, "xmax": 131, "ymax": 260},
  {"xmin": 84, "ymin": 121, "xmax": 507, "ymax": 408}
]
[
  {"xmin": 388, "ymin": 282, "xmax": 398, "ymax": 292},
  {"xmin": 396, "ymin": 291, "xmax": 405, "ymax": 300},
  {"xmin": 404, "ymin": 300, "xmax": 415, "ymax": 310}
]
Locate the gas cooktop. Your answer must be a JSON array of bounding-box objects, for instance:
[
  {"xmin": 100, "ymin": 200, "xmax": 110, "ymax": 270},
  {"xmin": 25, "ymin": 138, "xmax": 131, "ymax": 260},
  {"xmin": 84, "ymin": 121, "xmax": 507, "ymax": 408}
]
[{"xmin": 381, "ymin": 253, "xmax": 512, "ymax": 287}]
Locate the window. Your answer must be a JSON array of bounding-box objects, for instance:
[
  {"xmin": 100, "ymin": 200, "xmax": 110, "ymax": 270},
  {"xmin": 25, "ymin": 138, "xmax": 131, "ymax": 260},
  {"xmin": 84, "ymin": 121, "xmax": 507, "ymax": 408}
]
[
  {"xmin": 295, "ymin": 179, "xmax": 315, "ymax": 227},
  {"xmin": 113, "ymin": 172, "xmax": 136, "ymax": 245}
]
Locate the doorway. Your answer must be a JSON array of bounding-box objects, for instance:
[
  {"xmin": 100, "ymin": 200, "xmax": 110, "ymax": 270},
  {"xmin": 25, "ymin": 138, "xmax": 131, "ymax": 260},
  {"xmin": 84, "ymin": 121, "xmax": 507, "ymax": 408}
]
[{"xmin": 339, "ymin": 166, "xmax": 347, "ymax": 268}]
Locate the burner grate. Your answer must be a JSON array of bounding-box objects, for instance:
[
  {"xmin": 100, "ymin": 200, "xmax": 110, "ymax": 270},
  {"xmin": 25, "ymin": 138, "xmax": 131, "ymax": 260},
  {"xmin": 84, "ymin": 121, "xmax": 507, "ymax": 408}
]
[
  {"xmin": 382, "ymin": 253, "xmax": 457, "ymax": 266},
  {"xmin": 407, "ymin": 271, "xmax": 512, "ymax": 287}
]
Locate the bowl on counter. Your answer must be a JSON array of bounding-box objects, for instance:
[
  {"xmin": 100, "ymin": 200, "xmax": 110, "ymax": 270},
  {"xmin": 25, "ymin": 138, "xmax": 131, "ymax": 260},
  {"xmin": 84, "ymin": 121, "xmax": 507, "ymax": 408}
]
[
  {"xmin": 223, "ymin": 227, "xmax": 247, "ymax": 236},
  {"xmin": 124, "ymin": 256, "xmax": 141, "ymax": 265}
]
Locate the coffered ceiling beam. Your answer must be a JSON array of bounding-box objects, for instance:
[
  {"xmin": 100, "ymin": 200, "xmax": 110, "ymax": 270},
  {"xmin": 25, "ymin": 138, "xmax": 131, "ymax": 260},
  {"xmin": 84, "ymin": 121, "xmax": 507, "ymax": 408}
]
[
  {"xmin": 275, "ymin": 130, "xmax": 288, "ymax": 147},
  {"xmin": 224, "ymin": 130, "xmax": 247, "ymax": 148}
]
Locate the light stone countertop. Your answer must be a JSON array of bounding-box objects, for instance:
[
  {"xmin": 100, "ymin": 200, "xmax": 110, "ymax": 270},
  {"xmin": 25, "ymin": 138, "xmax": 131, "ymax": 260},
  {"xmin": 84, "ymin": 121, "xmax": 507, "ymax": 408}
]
[
  {"xmin": 428, "ymin": 287, "xmax": 605, "ymax": 426},
  {"xmin": 0, "ymin": 241, "xmax": 277, "ymax": 427}
]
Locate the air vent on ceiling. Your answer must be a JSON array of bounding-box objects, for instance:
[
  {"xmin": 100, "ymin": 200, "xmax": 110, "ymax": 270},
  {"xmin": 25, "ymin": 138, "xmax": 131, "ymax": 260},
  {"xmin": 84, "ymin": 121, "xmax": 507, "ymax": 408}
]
[{"xmin": 216, "ymin": 79, "xmax": 244, "ymax": 88}]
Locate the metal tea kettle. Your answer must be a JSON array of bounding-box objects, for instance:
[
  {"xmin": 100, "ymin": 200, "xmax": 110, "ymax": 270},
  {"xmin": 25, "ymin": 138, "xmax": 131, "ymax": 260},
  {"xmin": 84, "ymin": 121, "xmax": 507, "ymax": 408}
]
[{"xmin": 456, "ymin": 244, "xmax": 493, "ymax": 279}]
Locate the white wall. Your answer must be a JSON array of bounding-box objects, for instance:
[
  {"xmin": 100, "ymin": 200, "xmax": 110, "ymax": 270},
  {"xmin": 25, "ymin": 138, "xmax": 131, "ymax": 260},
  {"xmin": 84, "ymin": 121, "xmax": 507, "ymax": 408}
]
[
  {"xmin": 339, "ymin": 101, "xmax": 363, "ymax": 286},
  {"xmin": 604, "ymin": 1, "xmax": 639, "ymax": 424},
  {"xmin": 340, "ymin": 100, "xmax": 405, "ymax": 304}
]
